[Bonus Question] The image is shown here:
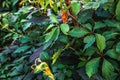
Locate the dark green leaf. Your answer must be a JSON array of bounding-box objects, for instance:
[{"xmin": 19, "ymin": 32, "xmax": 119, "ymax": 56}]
[
  {"xmin": 116, "ymin": 42, "xmax": 120, "ymax": 53},
  {"xmin": 106, "ymin": 49, "xmax": 120, "ymax": 61},
  {"xmin": 103, "ymin": 31, "xmax": 118, "ymax": 40},
  {"xmin": 78, "ymin": 10, "xmax": 93, "ymax": 23},
  {"xmin": 40, "ymin": 52, "xmax": 50, "ymax": 61},
  {"xmin": 102, "ymin": 59, "xmax": 114, "ymax": 79},
  {"xmin": 59, "ymin": 35, "xmax": 69, "ymax": 43},
  {"xmin": 85, "ymin": 46, "xmax": 96, "ymax": 56},
  {"xmin": 65, "ymin": 70, "xmax": 72, "ymax": 77},
  {"xmin": 94, "ymin": 22, "xmax": 106, "ymax": 30}
]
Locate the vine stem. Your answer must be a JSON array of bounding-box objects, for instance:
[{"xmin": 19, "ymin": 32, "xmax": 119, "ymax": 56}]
[{"xmin": 65, "ymin": 0, "xmax": 79, "ymax": 26}]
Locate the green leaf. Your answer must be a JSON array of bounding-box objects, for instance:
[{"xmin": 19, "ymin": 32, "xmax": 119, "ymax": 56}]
[
  {"xmin": 103, "ymin": 31, "xmax": 118, "ymax": 40},
  {"xmin": 60, "ymin": 24, "xmax": 69, "ymax": 35},
  {"xmin": 69, "ymin": 27, "xmax": 89, "ymax": 38},
  {"xmin": 83, "ymin": 2, "xmax": 100, "ymax": 10},
  {"xmin": 43, "ymin": 37, "xmax": 53, "ymax": 50},
  {"xmin": 78, "ymin": 10, "xmax": 93, "ymax": 23},
  {"xmin": 12, "ymin": 0, "xmax": 19, "ymax": 6},
  {"xmin": 104, "ymin": 20, "xmax": 120, "ymax": 27},
  {"xmin": 2, "ymin": 18, "xmax": 9, "ymax": 24},
  {"xmin": 106, "ymin": 49, "xmax": 120, "ymax": 61},
  {"xmin": 44, "ymin": 24, "xmax": 54, "ymax": 33},
  {"xmin": 59, "ymin": 35, "xmax": 69, "ymax": 43},
  {"xmin": 94, "ymin": 22, "xmax": 106, "ymax": 30},
  {"xmin": 102, "ymin": 59, "xmax": 114, "ymax": 79},
  {"xmin": 85, "ymin": 23, "xmax": 92, "ymax": 31},
  {"xmin": 45, "ymin": 27, "xmax": 56, "ymax": 42},
  {"xmin": 40, "ymin": 52, "xmax": 50, "ymax": 61},
  {"xmin": 14, "ymin": 46, "xmax": 30, "ymax": 53},
  {"xmin": 96, "ymin": 34, "xmax": 106, "ymax": 52},
  {"xmin": 84, "ymin": 35, "xmax": 95, "ymax": 50},
  {"xmin": 13, "ymin": 34, "xmax": 19, "ymax": 40},
  {"xmin": 50, "ymin": 14, "xmax": 58, "ymax": 23},
  {"xmin": 71, "ymin": 2, "xmax": 81, "ymax": 15},
  {"xmin": 85, "ymin": 47, "xmax": 96, "ymax": 56},
  {"xmin": 20, "ymin": 36, "xmax": 31, "ymax": 44},
  {"xmin": 52, "ymin": 49, "xmax": 63, "ymax": 64},
  {"xmin": 53, "ymin": 27, "xmax": 60, "ymax": 42},
  {"xmin": 52, "ymin": 44, "xmax": 69, "ymax": 64},
  {"xmin": 23, "ymin": 23, "xmax": 31, "ymax": 31},
  {"xmin": 116, "ymin": 42, "xmax": 120, "ymax": 53},
  {"xmin": 116, "ymin": 0, "xmax": 120, "ymax": 21},
  {"xmin": 17, "ymin": 6, "xmax": 34, "ymax": 14},
  {"xmin": 57, "ymin": 64, "xmax": 65, "ymax": 69},
  {"xmin": 86, "ymin": 57, "xmax": 100, "ymax": 78},
  {"xmin": 65, "ymin": 70, "xmax": 72, "ymax": 77}
]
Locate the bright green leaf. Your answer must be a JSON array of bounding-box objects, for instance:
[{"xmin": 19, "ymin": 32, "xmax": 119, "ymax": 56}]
[
  {"xmin": 53, "ymin": 27, "xmax": 60, "ymax": 42},
  {"xmin": 96, "ymin": 34, "xmax": 106, "ymax": 52},
  {"xmin": 86, "ymin": 57, "xmax": 100, "ymax": 78},
  {"xmin": 71, "ymin": 2, "xmax": 81, "ymax": 15},
  {"xmin": 52, "ymin": 49, "xmax": 63, "ymax": 64},
  {"xmin": 116, "ymin": 0, "xmax": 120, "ymax": 21},
  {"xmin": 50, "ymin": 14, "xmax": 58, "ymax": 23},
  {"xmin": 2, "ymin": 18, "xmax": 9, "ymax": 24},
  {"xmin": 45, "ymin": 27, "xmax": 56, "ymax": 42},
  {"xmin": 60, "ymin": 24, "xmax": 69, "ymax": 35}
]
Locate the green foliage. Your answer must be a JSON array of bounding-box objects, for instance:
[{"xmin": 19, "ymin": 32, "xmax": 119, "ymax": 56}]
[
  {"xmin": 84, "ymin": 35, "xmax": 95, "ymax": 50},
  {"xmin": 71, "ymin": 2, "xmax": 81, "ymax": 15},
  {"xmin": 116, "ymin": 0, "xmax": 120, "ymax": 21},
  {"xmin": 102, "ymin": 59, "xmax": 115, "ymax": 79},
  {"xmin": 69, "ymin": 27, "xmax": 89, "ymax": 38},
  {"xmin": 0, "ymin": 0, "xmax": 120, "ymax": 80},
  {"xmin": 86, "ymin": 57, "xmax": 100, "ymax": 78},
  {"xmin": 60, "ymin": 24, "xmax": 69, "ymax": 35},
  {"xmin": 96, "ymin": 34, "xmax": 106, "ymax": 52}
]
